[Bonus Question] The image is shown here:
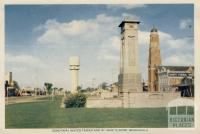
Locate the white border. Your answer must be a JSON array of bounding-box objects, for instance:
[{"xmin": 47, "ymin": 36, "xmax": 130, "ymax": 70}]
[{"xmin": 0, "ymin": 0, "xmax": 199, "ymax": 134}]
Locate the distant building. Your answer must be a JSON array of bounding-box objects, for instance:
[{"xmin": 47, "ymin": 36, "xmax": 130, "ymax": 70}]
[
  {"xmin": 5, "ymin": 72, "xmax": 16, "ymax": 96},
  {"xmin": 4, "ymin": 72, "xmax": 21, "ymax": 96},
  {"xmin": 178, "ymin": 76, "xmax": 194, "ymax": 97},
  {"xmin": 20, "ymin": 87, "xmax": 34, "ymax": 96},
  {"xmin": 5, "ymin": 72, "xmax": 13, "ymax": 86},
  {"xmin": 157, "ymin": 66, "xmax": 194, "ymax": 93}
]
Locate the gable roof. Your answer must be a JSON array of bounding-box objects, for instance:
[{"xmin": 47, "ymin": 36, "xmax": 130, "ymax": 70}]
[
  {"xmin": 119, "ymin": 20, "xmax": 140, "ymax": 27},
  {"xmin": 156, "ymin": 65, "xmax": 194, "ymax": 71}
]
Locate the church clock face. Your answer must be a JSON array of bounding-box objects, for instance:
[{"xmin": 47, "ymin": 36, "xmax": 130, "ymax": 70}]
[{"xmin": 129, "ymin": 24, "xmax": 134, "ymax": 28}]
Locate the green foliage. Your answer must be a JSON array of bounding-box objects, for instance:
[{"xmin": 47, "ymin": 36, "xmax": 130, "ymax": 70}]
[
  {"xmin": 5, "ymin": 96, "xmax": 194, "ymax": 128},
  {"xmin": 64, "ymin": 93, "xmax": 87, "ymax": 108},
  {"xmin": 100, "ymin": 82, "xmax": 108, "ymax": 90},
  {"xmin": 58, "ymin": 88, "xmax": 63, "ymax": 91},
  {"xmin": 77, "ymin": 86, "xmax": 82, "ymax": 91},
  {"xmin": 44, "ymin": 82, "xmax": 53, "ymax": 95},
  {"xmin": 53, "ymin": 87, "xmax": 58, "ymax": 90},
  {"xmin": 13, "ymin": 81, "xmax": 20, "ymax": 90},
  {"xmin": 13, "ymin": 81, "xmax": 21, "ymax": 96}
]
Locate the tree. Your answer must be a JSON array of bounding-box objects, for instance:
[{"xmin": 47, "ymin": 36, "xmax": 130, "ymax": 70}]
[
  {"xmin": 44, "ymin": 83, "xmax": 53, "ymax": 100},
  {"xmin": 52, "ymin": 87, "xmax": 58, "ymax": 101},
  {"xmin": 64, "ymin": 93, "xmax": 87, "ymax": 108},
  {"xmin": 58, "ymin": 88, "xmax": 63, "ymax": 95},
  {"xmin": 13, "ymin": 81, "xmax": 21, "ymax": 96},
  {"xmin": 13, "ymin": 81, "xmax": 20, "ymax": 90},
  {"xmin": 101, "ymin": 82, "xmax": 108, "ymax": 90},
  {"xmin": 59, "ymin": 88, "xmax": 63, "ymax": 91},
  {"xmin": 44, "ymin": 83, "xmax": 53, "ymax": 95},
  {"xmin": 53, "ymin": 87, "xmax": 58, "ymax": 94},
  {"xmin": 5, "ymin": 80, "xmax": 9, "ymax": 97},
  {"xmin": 85, "ymin": 87, "xmax": 94, "ymax": 92},
  {"xmin": 86, "ymin": 87, "xmax": 91, "ymax": 91},
  {"xmin": 77, "ymin": 86, "xmax": 82, "ymax": 91}
]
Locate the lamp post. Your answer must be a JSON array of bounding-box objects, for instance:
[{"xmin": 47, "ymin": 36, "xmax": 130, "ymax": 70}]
[{"xmin": 5, "ymin": 80, "xmax": 9, "ymax": 104}]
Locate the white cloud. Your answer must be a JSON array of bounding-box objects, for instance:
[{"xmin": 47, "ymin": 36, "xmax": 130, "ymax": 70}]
[
  {"xmin": 36, "ymin": 13, "xmax": 140, "ymax": 62},
  {"xmin": 106, "ymin": 4, "xmax": 146, "ymax": 10},
  {"xmin": 97, "ymin": 27, "xmax": 193, "ymax": 75},
  {"xmin": 33, "ymin": 13, "xmax": 129, "ymax": 88},
  {"xmin": 122, "ymin": 13, "xmax": 140, "ymax": 20},
  {"xmin": 139, "ymin": 29, "xmax": 193, "ymax": 49},
  {"xmin": 163, "ymin": 53, "xmax": 193, "ymax": 66},
  {"xmin": 5, "ymin": 54, "xmax": 48, "ymax": 87},
  {"xmin": 179, "ymin": 19, "xmax": 192, "ymax": 30},
  {"xmin": 139, "ymin": 31, "xmax": 149, "ymax": 45},
  {"xmin": 37, "ymin": 29, "xmax": 66, "ymax": 45},
  {"xmin": 97, "ymin": 36, "xmax": 120, "ymax": 61},
  {"xmin": 157, "ymin": 31, "xmax": 194, "ymax": 67},
  {"xmin": 6, "ymin": 54, "xmax": 46, "ymax": 68},
  {"xmin": 32, "ymin": 13, "xmax": 193, "ymax": 88},
  {"xmin": 36, "ymin": 14, "xmax": 121, "ymax": 46},
  {"xmin": 159, "ymin": 31, "xmax": 192, "ymax": 49}
]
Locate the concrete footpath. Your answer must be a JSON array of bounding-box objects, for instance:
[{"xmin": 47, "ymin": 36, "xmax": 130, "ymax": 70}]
[{"xmin": 5, "ymin": 96, "xmax": 49, "ymax": 105}]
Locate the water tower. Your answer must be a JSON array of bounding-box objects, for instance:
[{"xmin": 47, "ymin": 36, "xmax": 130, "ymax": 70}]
[{"xmin": 69, "ymin": 56, "xmax": 80, "ymax": 94}]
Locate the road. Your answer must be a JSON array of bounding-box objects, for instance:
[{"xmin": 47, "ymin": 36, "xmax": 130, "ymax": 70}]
[{"xmin": 5, "ymin": 95, "xmax": 50, "ymax": 105}]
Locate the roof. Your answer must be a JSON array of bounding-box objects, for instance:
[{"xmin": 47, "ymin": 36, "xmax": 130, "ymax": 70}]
[
  {"xmin": 156, "ymin": 65, "xmax": 194, "ymax": 71},
  {"xmin": 119, "ymin": 20, "xmax": 140, "ymax": 27},
  {"xmin": 167, "ymin": 98, "xmax": 194, "ymax": 107}
]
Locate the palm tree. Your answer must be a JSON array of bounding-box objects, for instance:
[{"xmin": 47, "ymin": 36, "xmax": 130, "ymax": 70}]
[
  {"xmin": 101, "ymin": 82, "xmax": 108, "ymax": 90},
  {"xmin": 44, "ymin": 83, "xmax": 53, "ymax": 94},
  {"xmin": 5, "ymin": 80, "xmax": 9, "ymax": 97},
  {"xmin": 13, "ymin": 81, "xmax": 20, "ymax": 96},
  {"xmin": 77, "ymin": 86, "xmax": 82, "ymax": 92},
  {"xmin": 58, "ymin": 88, "xmax": 63, "ymax": 95},
  {"xmin": 44, "ymin": 83, "xmax": 53, "ymax": 100},
  {"xmin": 52, "ymin": 87, "xmax": 58, "ymax": 101},
  {"xmin": 53, "ymin": 87, "xmax": 58, "ymax": 94}
]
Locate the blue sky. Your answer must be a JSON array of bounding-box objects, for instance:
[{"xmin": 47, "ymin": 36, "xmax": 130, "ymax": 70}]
[{"xmin": 5, "ymin": 4, "xmax": 194, "ymax": 90}]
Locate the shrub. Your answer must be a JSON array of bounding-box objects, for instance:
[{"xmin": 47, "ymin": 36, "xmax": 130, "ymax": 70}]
[{"xmin": 64, "ymin": 93, "xmax": 87, "ymax": 108}]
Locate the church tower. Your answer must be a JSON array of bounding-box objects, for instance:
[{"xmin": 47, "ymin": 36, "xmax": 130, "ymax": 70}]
[{"xmin": 148, "ymin": 27, "xmax": 161, "ymax": 92}]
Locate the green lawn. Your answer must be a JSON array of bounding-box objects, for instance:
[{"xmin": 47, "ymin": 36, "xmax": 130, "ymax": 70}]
[{"xmin": 5, "ymin": 96, "xmax": 193, "ymax": 128}]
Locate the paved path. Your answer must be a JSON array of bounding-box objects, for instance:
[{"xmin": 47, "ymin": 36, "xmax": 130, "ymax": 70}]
[{"xmin": 5, "ymin": 96, "xmax": 50, "ymax": 105}]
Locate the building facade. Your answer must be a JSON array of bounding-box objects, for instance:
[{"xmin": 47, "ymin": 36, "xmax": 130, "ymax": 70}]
[
  {"xmin": 157, "ymin": 66, "xmax": 194, "ymax": 92},
  {"xmin": 4, "ymin": 72, "xmax": 20, "ymax": 96},
  {"xmin": 5, "ymin": 72, "xmax": 13, "ymax": 86},
  {"xmin": 148, "ymin": 27, "xmax": 161, "ymax": 92}
]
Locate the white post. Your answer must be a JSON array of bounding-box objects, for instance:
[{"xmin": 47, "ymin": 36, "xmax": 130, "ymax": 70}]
[
  {"xmin": 35, "ymin": 88, "xmax": 36, "ymax": 100},
  {"xmin": 168, "ymin": 107, "xmax": 170, "ymax": 115},
  {"xmin": 186, "ymin": 106, "xmax": 188, "ymax": 115},
  {"xmin": 7, "ymin": 87, "xmax": 9, "ymax": 104}
]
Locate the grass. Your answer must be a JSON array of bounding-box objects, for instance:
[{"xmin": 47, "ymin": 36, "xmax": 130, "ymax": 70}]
[{"xmin": 5, "ymin": 96, "xmax": 194, "ymax": 128}]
